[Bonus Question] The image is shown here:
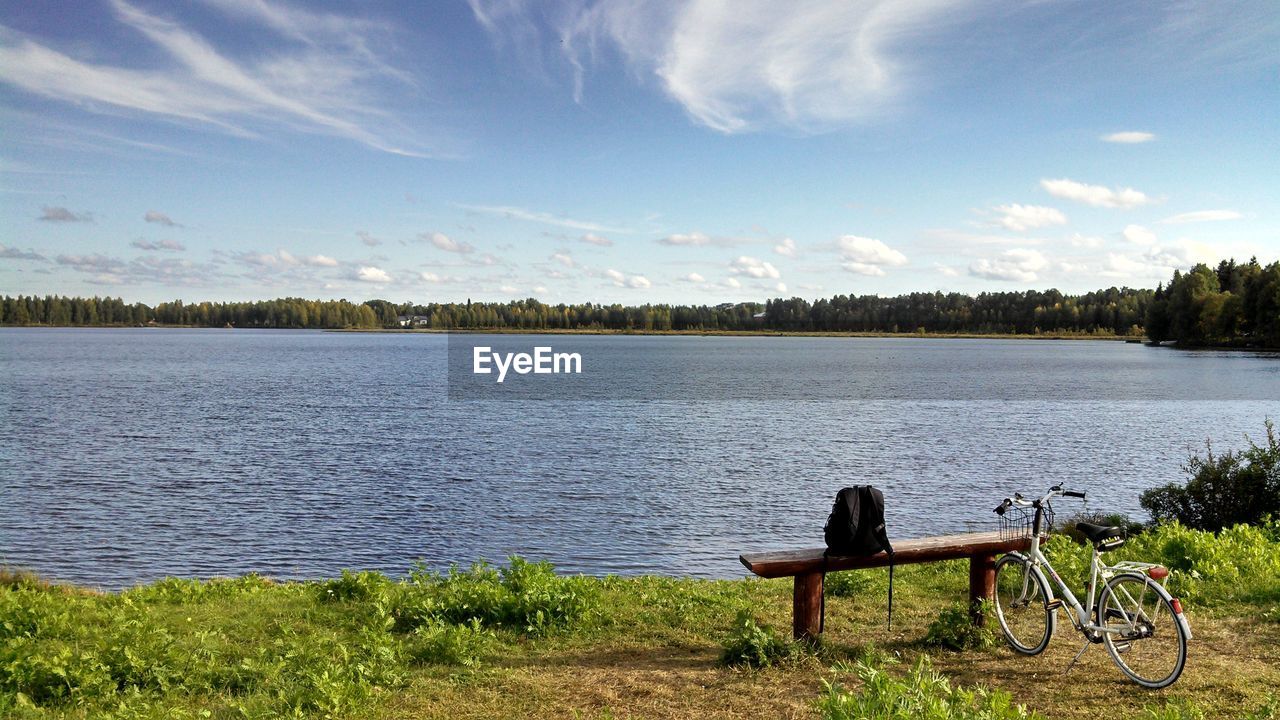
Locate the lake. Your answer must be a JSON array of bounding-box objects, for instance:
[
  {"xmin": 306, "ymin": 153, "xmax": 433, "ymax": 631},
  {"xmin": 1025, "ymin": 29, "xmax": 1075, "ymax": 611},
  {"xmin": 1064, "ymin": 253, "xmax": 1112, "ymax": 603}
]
[{"xmin": 2, "ymin": 328, "xmax": 1277, "ymax": 589}]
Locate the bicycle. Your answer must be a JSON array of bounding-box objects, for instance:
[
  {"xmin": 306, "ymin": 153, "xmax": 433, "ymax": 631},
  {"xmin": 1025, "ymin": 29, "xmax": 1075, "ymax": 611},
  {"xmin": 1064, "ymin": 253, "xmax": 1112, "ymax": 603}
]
[{"xmin": 991, "ymin": 485, "xmax": 1192, "ymax": 688}]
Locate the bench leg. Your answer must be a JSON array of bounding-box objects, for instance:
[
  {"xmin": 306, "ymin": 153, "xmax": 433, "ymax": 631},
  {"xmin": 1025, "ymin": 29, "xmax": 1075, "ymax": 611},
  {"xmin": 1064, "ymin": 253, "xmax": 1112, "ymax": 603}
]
[
  {"xmin": 968, "ymin": 554, "xmax": 996, "ymax": 625},
  {"xmin": 793, "ymin": 571, "xmax": 823, "ymax": 641}
]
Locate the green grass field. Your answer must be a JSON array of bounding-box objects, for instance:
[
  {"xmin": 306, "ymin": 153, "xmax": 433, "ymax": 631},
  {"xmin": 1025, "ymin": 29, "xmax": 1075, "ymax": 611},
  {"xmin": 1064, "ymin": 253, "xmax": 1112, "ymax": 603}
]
[{"xmin": 3, "ymin": 522, "xmax": 1278, "ymax": 719}]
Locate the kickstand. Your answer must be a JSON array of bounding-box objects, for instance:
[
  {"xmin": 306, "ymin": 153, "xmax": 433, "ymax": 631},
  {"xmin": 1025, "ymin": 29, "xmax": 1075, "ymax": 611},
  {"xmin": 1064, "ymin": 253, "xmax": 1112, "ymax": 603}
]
[{"xmin": 1065, "ymin": 638, "xmax": 1090, "ymax": 675}]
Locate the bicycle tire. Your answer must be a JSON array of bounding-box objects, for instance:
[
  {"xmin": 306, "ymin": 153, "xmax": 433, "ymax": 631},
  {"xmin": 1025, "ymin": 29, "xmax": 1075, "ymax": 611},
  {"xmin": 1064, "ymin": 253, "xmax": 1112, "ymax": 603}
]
[
  {"xmin": 1099, "ymin": 572, "xmax": 1188, "ymax": 688},
  {"xmin": 993, "ymin": 553, "xmax": 1055, "ymax": 655}
]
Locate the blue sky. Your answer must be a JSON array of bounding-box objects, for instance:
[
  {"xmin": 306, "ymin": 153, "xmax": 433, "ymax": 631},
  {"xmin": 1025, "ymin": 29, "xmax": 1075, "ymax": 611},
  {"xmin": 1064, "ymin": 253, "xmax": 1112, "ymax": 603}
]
[{"xmin": 2, "ymin": 0, "xmax": 1277, "ymax": 305}]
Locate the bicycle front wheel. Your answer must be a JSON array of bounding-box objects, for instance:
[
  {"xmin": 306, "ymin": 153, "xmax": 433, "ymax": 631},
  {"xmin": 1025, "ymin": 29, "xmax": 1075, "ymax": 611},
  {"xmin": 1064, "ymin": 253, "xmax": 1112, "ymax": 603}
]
[
  {"xmin": 994, "ymin": 554, "xmax": 1055, "ymax": 655},
  {"xmin": 1099, "ymin": 573, "xmax": 1188, "ymax": 688}
]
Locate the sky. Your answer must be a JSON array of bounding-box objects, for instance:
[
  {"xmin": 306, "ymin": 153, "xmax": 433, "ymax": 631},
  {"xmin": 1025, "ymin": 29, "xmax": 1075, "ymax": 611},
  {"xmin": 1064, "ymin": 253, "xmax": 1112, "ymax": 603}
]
[{"xmin": 1, "ymin": 0, "xmax": 1278, "ymax": 306}]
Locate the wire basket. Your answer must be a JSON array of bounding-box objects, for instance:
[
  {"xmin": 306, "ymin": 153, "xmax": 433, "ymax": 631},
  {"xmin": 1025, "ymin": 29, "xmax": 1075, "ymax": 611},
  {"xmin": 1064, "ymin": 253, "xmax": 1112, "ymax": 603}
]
[{"xmin": 997, "ymin": 504, "xmax": 1054, "ymax": 541}]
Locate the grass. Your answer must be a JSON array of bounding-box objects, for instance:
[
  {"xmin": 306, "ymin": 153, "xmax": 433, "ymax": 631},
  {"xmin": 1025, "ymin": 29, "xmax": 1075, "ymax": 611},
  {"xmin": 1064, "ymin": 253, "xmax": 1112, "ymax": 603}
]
[{"xmin": 3, "ymin": 521, "xmax": 1278, "ymax": 719}]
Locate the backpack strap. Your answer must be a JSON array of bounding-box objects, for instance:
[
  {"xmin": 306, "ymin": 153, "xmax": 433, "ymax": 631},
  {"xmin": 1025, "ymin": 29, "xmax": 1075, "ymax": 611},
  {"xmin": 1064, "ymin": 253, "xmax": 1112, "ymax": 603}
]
[{"xmin": 819, "ymin": 549, "xmax": 828, "ymax": 635}]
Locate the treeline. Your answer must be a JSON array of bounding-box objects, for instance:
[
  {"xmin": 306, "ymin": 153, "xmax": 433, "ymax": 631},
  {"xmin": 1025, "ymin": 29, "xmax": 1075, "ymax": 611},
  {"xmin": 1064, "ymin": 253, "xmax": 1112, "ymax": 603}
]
[
  {"xmin": 1, "ymin": 257, "xmax": 1274, "ymax": 346},
  {"xmin": 0, "ymin": 289, "xmax": 1148, "ymax": 335},
  {"xmin": 1145, "ymin": 258, "xmax": 1280, "ymax": 347}
]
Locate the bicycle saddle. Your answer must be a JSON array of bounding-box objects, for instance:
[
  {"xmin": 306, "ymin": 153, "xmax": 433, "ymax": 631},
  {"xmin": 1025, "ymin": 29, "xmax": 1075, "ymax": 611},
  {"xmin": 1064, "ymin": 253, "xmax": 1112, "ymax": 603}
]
[{"xmin": 1076, "ymin": 522, "xmax": 1126, "ymax": 550}]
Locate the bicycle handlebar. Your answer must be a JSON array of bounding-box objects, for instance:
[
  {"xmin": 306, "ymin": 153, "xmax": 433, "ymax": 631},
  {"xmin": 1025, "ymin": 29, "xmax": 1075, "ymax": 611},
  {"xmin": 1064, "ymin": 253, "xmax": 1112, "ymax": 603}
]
[{"xmin": 993, "ymin": 486, "xmax": 1085, "ymax": 514}]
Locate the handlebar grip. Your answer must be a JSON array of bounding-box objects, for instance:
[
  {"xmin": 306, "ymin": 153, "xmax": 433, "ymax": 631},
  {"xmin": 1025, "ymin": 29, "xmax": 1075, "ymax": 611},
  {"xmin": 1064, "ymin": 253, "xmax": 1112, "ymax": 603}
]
[
  {"xmin": 1063, "ymin": 490, "xmax": 1086, "ymax": 499},
  {"xmin": 993, "ymin": 499, "xmax": 1010, "ymax": 515}
]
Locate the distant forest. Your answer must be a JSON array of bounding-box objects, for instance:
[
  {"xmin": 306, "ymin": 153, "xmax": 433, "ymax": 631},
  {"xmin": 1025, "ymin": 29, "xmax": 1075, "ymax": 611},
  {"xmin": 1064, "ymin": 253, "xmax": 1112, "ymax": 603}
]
[{"xmin": 2, "ymin": 258, "xmax": 1277, "ymax": 347}]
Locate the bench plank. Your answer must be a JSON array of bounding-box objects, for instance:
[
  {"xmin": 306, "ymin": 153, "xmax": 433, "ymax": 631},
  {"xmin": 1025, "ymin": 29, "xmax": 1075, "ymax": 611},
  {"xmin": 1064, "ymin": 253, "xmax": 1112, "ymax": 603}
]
[{"xmin": 739, "ymin": 531, "xmax": 1031, "ymax": 579}]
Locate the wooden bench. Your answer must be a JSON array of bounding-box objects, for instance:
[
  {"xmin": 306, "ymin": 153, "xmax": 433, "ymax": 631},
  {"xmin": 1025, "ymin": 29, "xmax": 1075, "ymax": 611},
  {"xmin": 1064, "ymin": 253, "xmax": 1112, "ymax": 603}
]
[{"xmin": 739, "ymin": 531, "xmax": 1032, "ymax": 640}]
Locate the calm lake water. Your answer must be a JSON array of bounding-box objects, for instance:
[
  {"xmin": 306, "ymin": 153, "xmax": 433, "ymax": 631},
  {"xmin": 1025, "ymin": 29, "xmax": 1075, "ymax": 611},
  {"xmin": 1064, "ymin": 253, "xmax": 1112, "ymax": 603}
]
[{"xmin": 2, "ymin": 328, "xmax": 1278, "ymax": 589}]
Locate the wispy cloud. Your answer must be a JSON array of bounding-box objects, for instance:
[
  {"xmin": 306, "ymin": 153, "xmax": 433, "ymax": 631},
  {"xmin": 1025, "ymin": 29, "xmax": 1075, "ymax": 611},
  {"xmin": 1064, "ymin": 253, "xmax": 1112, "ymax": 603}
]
[
  {"xmin": 0, "ymin": 243, "xmax": 47, "ymax": 261},
  {"xmin": 131, "ymin": 238, "xmax": 187, "ymax": 251},
  {"xmin": 144, "ymin": 210, "xmax": 182, "ymax": 227},
  {"xmin": 55, "ymin": 252, "xmax": 221, "ymax": 286},
  {"xmin": 1040, "ymin": 178, "xmax": 1154, "ymax": 209},
  {"xmin": 773, "ymin": 237, "xmax": 797, "ymax": 256},
  {"xmin": 235, "ymin": 248, "xmax": 337, "ymax": 267},
  {"xmin": 1159, "ymin": 209, "xmax": 1243, "ymax": 224},
  {"xmin": 356, "ymin": 230, "xmax": 381, "ymax": 247},
  {"xmin": 659, "ymin": 232, "xmax": 711, "ymax": 247},
  {"xmin": 580, "ymin": 232, "xmax": 613, "ymax": 246},
  {"xmin": 39, "ymin": 206, "xmax": 93, "ymax": 222},
  {"xmin": 1101, "ymin": 131, "xmax": 1155, "ymax": 143},
  {"xmin": 1122, "ymin": 224, "xmax": 1158, "ymax": 246},
  {"xmin": 458, "ymin": 204, "xmax": 630, "ymax": 233},
  {"xmin": 0, "ymin": 0, "xmax": 429, "ymax": 156},
  {"xmin": 423, "ymin": 231, "xmax": 474, "ymax": 254},
  {"xmin": 473, "ymin": 1, "xmax": 967, "ymax": 133},
  {"xmin": 991, "ymin": 203, "xmax": 1066, "ymax": 232}
]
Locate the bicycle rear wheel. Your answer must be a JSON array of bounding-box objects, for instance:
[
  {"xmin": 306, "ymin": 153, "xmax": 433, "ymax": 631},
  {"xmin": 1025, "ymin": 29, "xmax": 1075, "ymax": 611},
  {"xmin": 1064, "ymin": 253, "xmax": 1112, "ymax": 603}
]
[
  {"xmin": 1099, "ymin": 573, "xmax": 1188, "ymax": 688},
  {"xmin": 994, "ymin": 554, "xmax": 1055, "ymax": 655}
]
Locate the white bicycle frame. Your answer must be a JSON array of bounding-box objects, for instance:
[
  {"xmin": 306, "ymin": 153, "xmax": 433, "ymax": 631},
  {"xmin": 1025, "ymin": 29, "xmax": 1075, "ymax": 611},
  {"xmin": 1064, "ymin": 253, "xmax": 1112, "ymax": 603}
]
[{"xmin": 1003, "ymin": 490, "xmax": 1193, "ymax": 642}]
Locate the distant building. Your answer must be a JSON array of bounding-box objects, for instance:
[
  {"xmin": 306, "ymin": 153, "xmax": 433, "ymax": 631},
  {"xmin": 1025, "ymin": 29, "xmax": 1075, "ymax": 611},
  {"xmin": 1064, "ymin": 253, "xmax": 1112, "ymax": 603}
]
[{"xmin": 395, "ymin": 315, "xmax": 431, "ymax": 327}]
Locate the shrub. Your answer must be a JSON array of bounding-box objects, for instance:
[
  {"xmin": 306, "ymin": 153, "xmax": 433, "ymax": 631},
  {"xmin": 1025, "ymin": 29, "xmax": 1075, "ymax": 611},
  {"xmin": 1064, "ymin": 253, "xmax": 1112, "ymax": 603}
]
[
  {"xmin": 923, "ymin": 602, "xmax": 995, "ymax": 652},
  {"xmin": 1055, "ymin": 511, "xmax": 1146, "ymax": 544},
  {"xmin": 1141, "ymin": 421, "xmax": 1280, "ymax": 531},
  {"xmin": 719, "ymin": 611, "xmax": 801, "ymax": 668},
  {"xmin": 397, "ymin": 556, "xmax": 595, "ymax": 635},
  {"xmin": 319, "ymin": 570, "xmax": 393, "ymax": 603},
  {"xmin": 817, "ymin": 655, "xmax": 1042, "ymax": 720},
  {"xmin": 406, "ymin": 619, "xmax": 492, "ymax": 667}
]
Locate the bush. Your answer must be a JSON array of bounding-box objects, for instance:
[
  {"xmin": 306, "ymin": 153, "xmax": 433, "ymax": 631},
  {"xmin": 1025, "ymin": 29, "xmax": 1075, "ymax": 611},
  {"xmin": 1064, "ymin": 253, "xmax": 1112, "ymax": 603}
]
[
  {"xmin": 923, "ymin": 602, "xmax": 995, "ymax": 652},
  {"xmin": 720, "ymin": 611, "xmax": 801, "ymax": 668},
  {"xmin": 1056, "ymin": 511, "xmax": 1147, "ymax": 544},
  {"xmin": 397, "ymin": 556, "xmax": 595, "ymax": 635},
  {"xmin": 817, "ymin": 655, "xmax": 1042, "ymax": 720},
  {"xmin": 406, "ymin": 619, "xmax": 492, "ymax": 667},
  {"xmin": 1141, "ymin": 421, "xmax": 1280, "ymax": 531}
]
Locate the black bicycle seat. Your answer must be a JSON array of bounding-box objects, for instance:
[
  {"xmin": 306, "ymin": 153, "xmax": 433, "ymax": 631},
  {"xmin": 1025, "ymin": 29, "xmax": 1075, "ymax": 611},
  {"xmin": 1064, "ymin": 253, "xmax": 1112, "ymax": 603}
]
[{"xmin": 1075, "ymin": 522, "xmax": 1122, "ymax": 543}]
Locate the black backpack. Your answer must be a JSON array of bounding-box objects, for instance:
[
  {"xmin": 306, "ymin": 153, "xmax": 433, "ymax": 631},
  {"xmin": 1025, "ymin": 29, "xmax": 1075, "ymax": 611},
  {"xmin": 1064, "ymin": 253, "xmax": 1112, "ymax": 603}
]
[{"xmin": 822, "ymin": 485, "xmax": 895, "ymax": 630}]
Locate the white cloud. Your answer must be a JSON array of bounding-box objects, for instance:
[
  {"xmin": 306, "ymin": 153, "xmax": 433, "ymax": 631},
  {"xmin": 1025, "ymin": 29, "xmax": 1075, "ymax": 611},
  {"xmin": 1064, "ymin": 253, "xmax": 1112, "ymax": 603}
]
[
  {"xmin": 1101, "ymin": 131, "xmax": 1155, "ymax": 144},
  {"xmin": 773, "ymin": 237, "xmax": 797, "ymax": 256},
  {"xmin": 1122, "ymin": 224, "xmax": 1158, "ymax": 246},
  {"xmin": 482, "ymin": 1, "xmax": 966, "ymax": 133},
  {"xmin": 0, "ymin": 0, "xmax": 427, "ymax": 156},
  {"xmin": 969, "ymin": 249, "xmax": 1048, "ymax": 282},
  {"xmin": 730, "ymin": 256, "xmax": 781, "ymax": 279},
  {"xmin": 144, "ymin": 210, "xmax": 181, "ymax": 227},
  {"xmin": 580, "ymin": 232, "xmax": 613, "ymax": 246},
  {"xmin": 532, "ymin": 285, "xmax": 548, "ymax": 294},
  {"xmin": 550, "ymin": 252, "xmax": 575, "ymax": 268},
  {"xmin": 458, "ymin": 204, "xmax": 628, "ymax": 233},
  {"xmin": 420, "ymin": 271, "xmax": 462, "ymax": 283},
  {"xmin": 836, "ymin": 235, "xmax": 908, "ymax": 268},
  {"xmin": 355, "ymin": 266, "xmax": 391, "ymax": 283},
  {"xmin": 357, "ymin": 230, "xmax": 381, "ymax": 247},
  {"xmin": 426, "ymin": 231, "xmax": 474, "ymax": 254},
  {"xmin": 602, "ymin": 268, "xmax": 650, "ymax": 289},
  {"xmin": 992, "ymin": 203, "xmax": 1066, "ymax": 232},
  {"xmin": 775, "ymin": 282, "xmax": 787, "ymax": 293},
  {"xmin": 1159, "ymin": 210, "xmax": 1243, "ymax": 224},
  {"xmin": 659, "ymin": 231, "xmax": 712, "ymax": 246},
  {"xmin": 723, "ymin": 277, "xmax": 742, "ymax": 289},
  {"xmin": 499, "ymin": 284, "xmax": 519, "ymax": 294},
  {"xmin": 842, "ymin": 262, "xmax": 886, "ymax": 277},
  {"xmin": 681, "ymin": 272, "xmax": 705, "ymax": 282},
  {"xmin": 237, "ymin": 248, "xmax": 338, "ymax": 269},
  {"xmin": 0, "ymin": 244, "xmax": 47, "ymax": 261},
  {"xmin": 1040, "ymin": 178, "xmax": 1153, "ymax": 209},
  {"xmin": 935, "ymin": 264, "xmax": 959, "ymax": 277}
]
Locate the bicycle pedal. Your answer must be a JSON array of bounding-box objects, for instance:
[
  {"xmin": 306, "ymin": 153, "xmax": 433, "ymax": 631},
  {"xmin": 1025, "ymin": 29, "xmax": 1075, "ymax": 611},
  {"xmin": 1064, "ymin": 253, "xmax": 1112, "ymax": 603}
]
[
  {"xmin": 1045, "ymin": 599, "xmax": 1064, "ymax": 610},
  {"xmin": 1113, "ymin": 642, "xmax": 1132, "ymax": 654}
]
